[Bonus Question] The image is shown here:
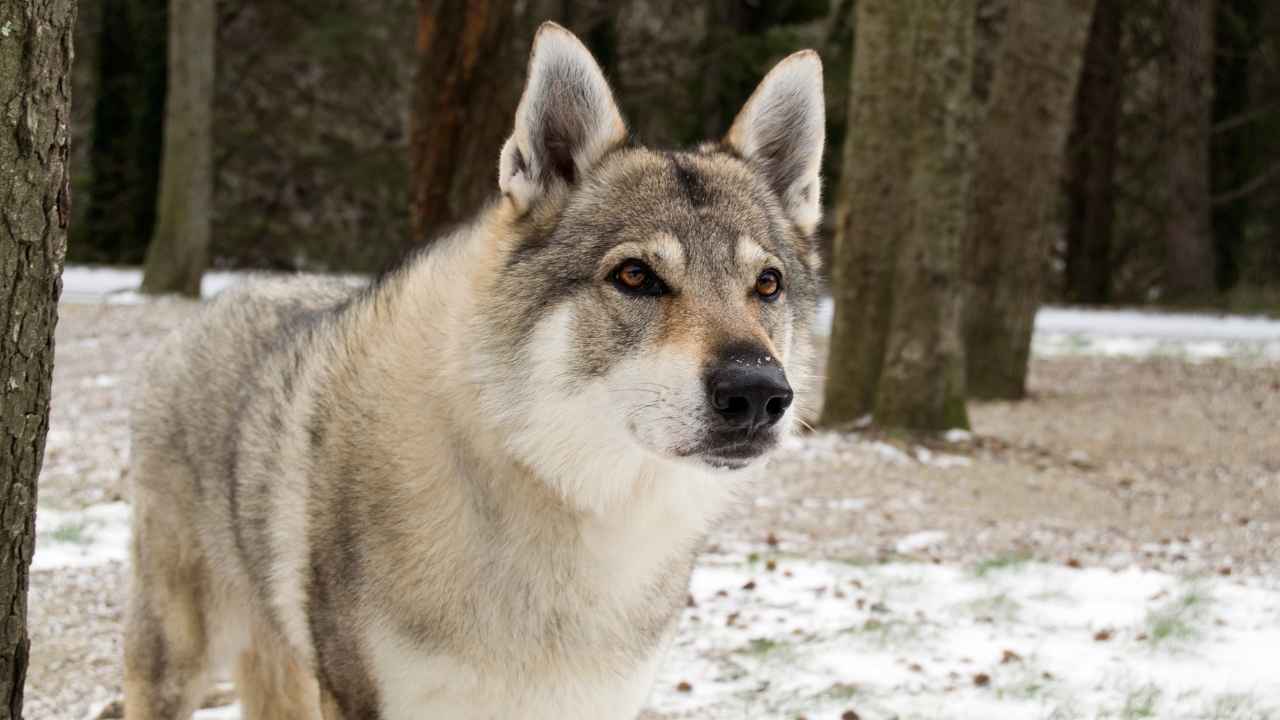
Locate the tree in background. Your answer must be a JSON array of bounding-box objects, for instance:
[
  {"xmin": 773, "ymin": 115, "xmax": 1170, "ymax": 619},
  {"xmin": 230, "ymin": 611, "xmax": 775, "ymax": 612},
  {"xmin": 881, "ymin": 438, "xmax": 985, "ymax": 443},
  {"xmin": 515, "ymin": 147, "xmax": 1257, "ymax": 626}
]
[
  {"xmin": 1065, "ymin": 0, "xmax": 1123, "ymax": 304},
  {"xmin": 1210, "ymin": 0, "xmax": 1260, "ymax": 293},
  {"xmin": 410, "ymin": 0, "xmax": 533, "ymax": 247},
  {"xmin": 1246, "ymin": 0, "xmax": 1280, "ymax": 291},
  {"xmin": 821, "ymin": 0, "xmax": 975, "ymax": 431},
  {"xmin": 80, "ymin": 0, "xmax": 165, "ymax": 265},
  {"xmin": 1161, "ymin": 0, "xmax": 1217, "ymax": 302},
  {"xmin": 0, "ymin": 0, "xmax": 76, "ymax": 709},
  {"xmin": 408, "ymin": 1, "xmax": 826, "ymax": 251},
  {"xmin": 965, "ymin": 0, "xmax": 1095, "ymax": 399},
  {"xmin": 141, "ymin": 0, "xmax": 213, "ymax": 296}
]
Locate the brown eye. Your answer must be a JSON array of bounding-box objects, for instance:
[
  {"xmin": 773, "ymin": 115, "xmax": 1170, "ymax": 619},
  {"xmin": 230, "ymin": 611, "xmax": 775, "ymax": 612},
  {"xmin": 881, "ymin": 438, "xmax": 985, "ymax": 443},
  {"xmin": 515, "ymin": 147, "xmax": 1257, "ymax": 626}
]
[
  {"xmin": 612, "ymin": 260, "xmax": 668, "ymax": 297},
  {"xmin": 618, "ymin": 262, "xmax": 648, "ymax": 289},
  {"xmin": 755, "ymin": 269, "xmax": 783, "ymax": 301}
]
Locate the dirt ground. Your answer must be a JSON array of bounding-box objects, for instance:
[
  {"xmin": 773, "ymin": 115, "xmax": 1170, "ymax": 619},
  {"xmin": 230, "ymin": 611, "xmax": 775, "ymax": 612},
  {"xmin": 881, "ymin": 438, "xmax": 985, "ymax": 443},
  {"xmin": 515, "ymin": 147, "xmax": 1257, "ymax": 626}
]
[{"xmin": 26, "ymin": 300, "xmax": 1280, "ymax": 719}]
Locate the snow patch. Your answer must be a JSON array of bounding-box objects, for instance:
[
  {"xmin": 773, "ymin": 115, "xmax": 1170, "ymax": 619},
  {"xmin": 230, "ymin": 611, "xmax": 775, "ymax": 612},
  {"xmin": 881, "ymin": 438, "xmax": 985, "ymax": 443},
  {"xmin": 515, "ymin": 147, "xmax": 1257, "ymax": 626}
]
[
  {"xmin": 817, "ymin": 296, "xmax": 1280, "ymax": 360},
  {"xmin": 33, "ymin": 502, "xmax": 131, "ymax": 571},
  {"xmin": 895, "ymin": 530, "xmax": 947, "ymax": 554},
  {"xmin": 60, "ymin": 265, "xmax": 366, "ymax": 303},
  {"xmin": 652, "ymin": 555, "xmax": 1280, "ymax": 719}
]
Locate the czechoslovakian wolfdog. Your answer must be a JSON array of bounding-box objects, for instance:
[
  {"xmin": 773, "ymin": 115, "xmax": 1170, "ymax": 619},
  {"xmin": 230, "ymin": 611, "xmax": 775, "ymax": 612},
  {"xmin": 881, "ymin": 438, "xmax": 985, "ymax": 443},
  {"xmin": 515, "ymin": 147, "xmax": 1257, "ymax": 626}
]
[{"xmin": 126, "ymin": 21, "xmax": 824, "ymax": 720}]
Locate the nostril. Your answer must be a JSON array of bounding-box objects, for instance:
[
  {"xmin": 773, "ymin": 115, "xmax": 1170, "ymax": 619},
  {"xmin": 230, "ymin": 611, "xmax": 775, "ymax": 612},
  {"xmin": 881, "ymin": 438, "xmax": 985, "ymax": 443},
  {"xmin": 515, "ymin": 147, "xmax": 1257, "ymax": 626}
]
[
  {"xmin": 765, "ymin": 394, "xmax": 789, "ymax": 418},
  {"xmin": 725, "ymin": 395, "xmax": 750, "ymax": 417}
]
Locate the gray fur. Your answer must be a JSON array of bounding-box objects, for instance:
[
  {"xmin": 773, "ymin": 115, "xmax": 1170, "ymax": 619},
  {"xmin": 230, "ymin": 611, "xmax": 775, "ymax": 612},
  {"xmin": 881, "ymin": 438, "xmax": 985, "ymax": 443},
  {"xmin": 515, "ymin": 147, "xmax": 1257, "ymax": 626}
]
[{"xmin": 126, "ymin": 22, "xmax": 823, "ymax": 720}]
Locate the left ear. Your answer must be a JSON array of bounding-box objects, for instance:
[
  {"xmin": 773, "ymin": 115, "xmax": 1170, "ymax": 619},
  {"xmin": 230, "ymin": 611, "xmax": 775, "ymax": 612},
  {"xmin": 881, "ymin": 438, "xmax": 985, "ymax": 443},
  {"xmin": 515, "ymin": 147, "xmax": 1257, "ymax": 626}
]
[
  {"xmin": 499, "ymin": 22, "xmax": 627, "ymax": 214},
  {"xmin": 725, "ymin": 50, "xmax": 825, "ymax": 234}
]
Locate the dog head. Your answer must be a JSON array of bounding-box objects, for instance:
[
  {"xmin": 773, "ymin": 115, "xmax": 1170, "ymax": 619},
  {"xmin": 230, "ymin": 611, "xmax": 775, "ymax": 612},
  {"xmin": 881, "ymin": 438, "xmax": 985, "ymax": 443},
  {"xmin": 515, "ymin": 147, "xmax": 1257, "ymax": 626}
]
[{"xmin": 479, "ymin": 23, "xmax": 823, "ymax": 507}]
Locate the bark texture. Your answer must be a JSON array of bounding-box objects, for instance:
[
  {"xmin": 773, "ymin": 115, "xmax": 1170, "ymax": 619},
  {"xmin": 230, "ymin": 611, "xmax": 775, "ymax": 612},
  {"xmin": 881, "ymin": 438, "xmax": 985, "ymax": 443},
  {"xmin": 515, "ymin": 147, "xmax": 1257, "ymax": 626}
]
[
  {"xmin": 1065, "ymin": 0, "xmax": 1123, "ymax": 304},
  {"xmin": 0, "ymin": 0, "xmax": 76, "ymax": 714},
  {"xmin": 1161, "ymin": 0, "xmax": 1217, "ymax": 301},
  {"xmin": 409, "ymin": 0, "xmax": 521, "ymax": 247},
  {"xmin": 141, "ymin": 0, "xmax": 211, "ymax": 297},
  {"xmin": 964, "ymin": 0, "xmax": 1095, "ymax": 400},
  {"xmin": 821, "ymin": 0, "xmax": 975, "ymax": 431}
]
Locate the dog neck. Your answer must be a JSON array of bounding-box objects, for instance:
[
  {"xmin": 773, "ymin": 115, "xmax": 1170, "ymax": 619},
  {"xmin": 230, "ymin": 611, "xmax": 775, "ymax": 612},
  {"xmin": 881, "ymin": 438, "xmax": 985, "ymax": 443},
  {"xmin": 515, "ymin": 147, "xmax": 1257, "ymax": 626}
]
[{"xmin": 347, "ymin": 201, "xmax": 747, "ymax": 528}]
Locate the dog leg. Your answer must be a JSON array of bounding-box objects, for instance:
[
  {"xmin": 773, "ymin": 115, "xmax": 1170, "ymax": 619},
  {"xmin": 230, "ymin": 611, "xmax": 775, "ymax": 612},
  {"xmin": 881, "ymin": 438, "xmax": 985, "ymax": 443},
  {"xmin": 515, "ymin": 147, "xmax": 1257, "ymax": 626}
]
[
  {"xmin": 234, "ymin": 629, "xmax": 322, "ymax": 720},
  {"xmin": 124, "ymin": 467, "xmax": 214, "ymax": 720},
  {"xmin": 123, "ymin": 550, "xmax": 213, "ymax": 717}
]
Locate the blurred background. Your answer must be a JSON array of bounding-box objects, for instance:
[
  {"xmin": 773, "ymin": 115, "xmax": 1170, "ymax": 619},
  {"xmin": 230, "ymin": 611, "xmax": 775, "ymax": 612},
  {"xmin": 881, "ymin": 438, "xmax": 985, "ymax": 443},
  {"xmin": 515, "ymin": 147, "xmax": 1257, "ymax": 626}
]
[
  {"xmin": 69, "ymin": 0, "xmax": 1279, "ymax": 307},
  {"xmin": 17, "ymin": 1, "xmax": 1280, "ymax": 717}
]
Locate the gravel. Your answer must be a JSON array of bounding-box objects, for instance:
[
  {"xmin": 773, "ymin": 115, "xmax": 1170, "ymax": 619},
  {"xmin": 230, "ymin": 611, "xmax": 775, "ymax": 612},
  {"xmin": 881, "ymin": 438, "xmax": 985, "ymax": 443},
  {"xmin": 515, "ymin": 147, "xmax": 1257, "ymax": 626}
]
[{"xmin": 27, "ymin": 300, "xmax": 1280, "ymax": 719}]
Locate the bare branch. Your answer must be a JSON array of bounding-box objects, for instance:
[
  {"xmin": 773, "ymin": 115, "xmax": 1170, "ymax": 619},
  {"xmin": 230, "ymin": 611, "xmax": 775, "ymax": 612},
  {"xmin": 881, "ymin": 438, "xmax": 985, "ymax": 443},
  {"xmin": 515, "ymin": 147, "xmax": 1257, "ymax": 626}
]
[
  {"xmin": 1212, "ymin": 162, "xmax": 1280, "ymax": 206},
  {"xmin": 1212, "ymin": 101, "xmax": 1280, "ymax": 135}
]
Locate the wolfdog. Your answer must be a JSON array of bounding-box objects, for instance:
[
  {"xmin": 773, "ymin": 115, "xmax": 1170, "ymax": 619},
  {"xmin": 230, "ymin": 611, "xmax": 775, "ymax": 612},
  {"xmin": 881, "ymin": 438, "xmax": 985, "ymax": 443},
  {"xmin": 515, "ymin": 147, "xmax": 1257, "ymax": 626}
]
[{"xmin": 126, "ymin": 22, "xmax": 823, "ymax": 720}]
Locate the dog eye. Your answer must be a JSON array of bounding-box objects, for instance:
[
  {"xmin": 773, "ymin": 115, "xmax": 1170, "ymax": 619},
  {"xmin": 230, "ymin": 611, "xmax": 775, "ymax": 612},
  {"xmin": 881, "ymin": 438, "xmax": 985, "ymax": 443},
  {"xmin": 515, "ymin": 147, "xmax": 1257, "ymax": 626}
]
[
  {"xmin": 612, "ymin": 260, "xmax": 667, "ymax": 297},
  {"xmin": 755, "ymin": 269, "xmax": 783, "ymax": 301}
]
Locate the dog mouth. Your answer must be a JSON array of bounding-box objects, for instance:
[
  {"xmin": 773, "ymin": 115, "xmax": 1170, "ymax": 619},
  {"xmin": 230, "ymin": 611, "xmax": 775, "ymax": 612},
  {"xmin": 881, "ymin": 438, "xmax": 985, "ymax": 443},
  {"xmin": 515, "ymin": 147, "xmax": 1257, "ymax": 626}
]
[{"xmin": 688, "ymin": 430, "xmax": 779, "ymax": 470}]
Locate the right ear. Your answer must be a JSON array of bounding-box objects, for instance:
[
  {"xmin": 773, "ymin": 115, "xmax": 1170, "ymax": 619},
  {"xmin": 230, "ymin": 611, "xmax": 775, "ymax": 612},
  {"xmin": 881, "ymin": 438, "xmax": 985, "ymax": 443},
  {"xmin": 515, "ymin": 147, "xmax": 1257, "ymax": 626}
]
[{"xmin": 499, "ymin": 22, "xmax": 627, "ymax": 214}]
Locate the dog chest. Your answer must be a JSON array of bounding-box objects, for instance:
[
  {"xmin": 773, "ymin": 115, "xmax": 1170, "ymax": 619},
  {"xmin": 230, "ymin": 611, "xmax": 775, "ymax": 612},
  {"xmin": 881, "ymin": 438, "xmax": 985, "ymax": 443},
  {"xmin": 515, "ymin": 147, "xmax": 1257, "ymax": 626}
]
[{"xmin": 368, "ymin": 613, "xmax": 669, "ymax": 720}]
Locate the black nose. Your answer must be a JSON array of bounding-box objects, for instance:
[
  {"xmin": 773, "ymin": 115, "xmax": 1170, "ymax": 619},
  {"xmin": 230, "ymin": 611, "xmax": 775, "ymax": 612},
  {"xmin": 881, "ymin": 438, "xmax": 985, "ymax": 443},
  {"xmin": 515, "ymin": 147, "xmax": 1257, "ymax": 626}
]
[{"xmin": 708, "ymin": 366, "xmax": 793, "ymax": 432}]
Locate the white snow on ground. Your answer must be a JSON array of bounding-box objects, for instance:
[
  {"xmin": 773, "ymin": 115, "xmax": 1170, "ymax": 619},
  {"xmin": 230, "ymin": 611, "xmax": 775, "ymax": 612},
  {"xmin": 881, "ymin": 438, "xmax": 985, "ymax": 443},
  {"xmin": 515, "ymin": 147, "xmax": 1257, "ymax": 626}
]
[
  {"xmin": 35, "ymin": 498, "xmax": 1280, "ymax": 720},
  {"xmin": 32, "ymin": 503, "xmax": 131, "ymax": 571},
  {"xmin": 815, "ymin": 296, "xmax": 1280, "ymax": 361},
  {"xmin": 59, "ymin": 265, "xmax": 364, "ymax": 304},
  {"xmin": 1032, "ymin": 307, "xmax": 1280, "ymax": 340},
  {"xmin": 655, "ymin": 553, "xmax": 1280, "ymax": 719},
  {"xmin": 49, "ymin": 268, "xmax": 1280, "ymax": 717}
]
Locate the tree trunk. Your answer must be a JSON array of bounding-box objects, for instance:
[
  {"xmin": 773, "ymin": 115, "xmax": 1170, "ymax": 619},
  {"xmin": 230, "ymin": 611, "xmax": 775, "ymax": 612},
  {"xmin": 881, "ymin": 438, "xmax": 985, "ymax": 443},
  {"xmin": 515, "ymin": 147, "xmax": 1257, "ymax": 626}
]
[
  {"xmin": 1247, "ymin": 0, "xmax": 1280, "ymax": 288},
  {"xmin": 408, "ymin": 2, "xmax": 618, "ymax": 251},
  {"xmin": 1210, "ymin": 0, "xmax": 1261, "ymax": 293},
  {"xmin": 821, "ymin": 0, "xmax": 917, "ymax": 427},
  {"xmin": 1065, "ymin": 0, "xmax": 1123, "ymax": 305},
  {"xmin": 409, "ymin": 0, "xmax": 519, "ymax": 247},
  {"xmin": 0, "ymin": 0, "xmax": 76, "ymax": 714},
  {"xmin": 821, "ymin": 0, "xmax": 975, "ymax": 431},
  {"xmin": 612, "ymin": 0, "xmax": 715, "ymax": 147},
  {"xmin": 141, "ymin": 0, "xmax": 212, "ymax": 297},
  {"xmin": 873, "ymin": 0, "xmax": 975, "ymax": 430},
  {"xmin": 1162, "ymin": 0, "xmax": 1218, "ymax": 302},
  {"xmin": 82, "ymin": 0, "xmax": 165, "ymax": 264},
  {"xmin": 964, "ymin": 0, "xmax": 1095, "ymax": 400}
]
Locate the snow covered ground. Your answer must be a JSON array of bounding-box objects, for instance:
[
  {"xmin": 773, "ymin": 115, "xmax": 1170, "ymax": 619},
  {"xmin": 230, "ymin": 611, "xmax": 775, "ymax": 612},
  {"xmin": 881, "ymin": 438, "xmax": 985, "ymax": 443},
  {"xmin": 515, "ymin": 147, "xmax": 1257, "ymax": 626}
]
[
  {"xmin": 32, "ymin": 503, "xmax": 130, "ymax": 571},
  {"xmin": 42, "ymin": 504, "xmax": 1279, "ymax": 720},
  {"xmin": 58, "ymin": 266, "xmax": 365, "ymax": 304},
  {"xmin": 42, "ymin": 267, "xmax": 1280, "ymax": 719},
  {"xmin": 815, "ymin": 297, "xmax": 1280, "ymax": 362},
  {"xmin": 658, "ymin": 551, "xmax": 1280, "ymax": 719},
  {"xmin": 63, "ymin": 266, "xmax": 1280, "ymax": 361}
]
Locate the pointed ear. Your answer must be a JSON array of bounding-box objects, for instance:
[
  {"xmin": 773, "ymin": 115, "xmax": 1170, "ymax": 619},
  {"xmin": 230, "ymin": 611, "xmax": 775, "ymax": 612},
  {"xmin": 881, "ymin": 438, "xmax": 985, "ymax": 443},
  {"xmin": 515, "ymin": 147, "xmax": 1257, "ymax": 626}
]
[
  {"xmin": 499, "ymin": 22, "xmax": 627, "ymax": 214},
  {"xmin": 725, "ymin": 50, "xmax": 825, "ymax": 234}
]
